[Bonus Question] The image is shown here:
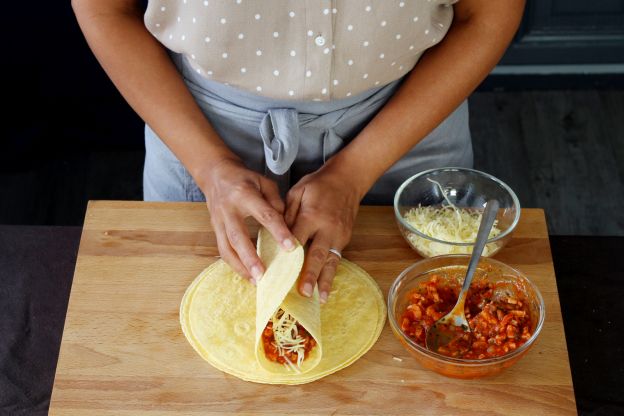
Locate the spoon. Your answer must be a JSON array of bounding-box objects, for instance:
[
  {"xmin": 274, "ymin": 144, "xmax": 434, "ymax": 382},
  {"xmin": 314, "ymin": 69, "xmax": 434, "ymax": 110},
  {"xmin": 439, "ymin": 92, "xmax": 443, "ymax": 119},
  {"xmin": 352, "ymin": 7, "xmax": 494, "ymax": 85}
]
[{"xmin": 425, "ymin": 199, "xmax": 500, "ymax": 354}]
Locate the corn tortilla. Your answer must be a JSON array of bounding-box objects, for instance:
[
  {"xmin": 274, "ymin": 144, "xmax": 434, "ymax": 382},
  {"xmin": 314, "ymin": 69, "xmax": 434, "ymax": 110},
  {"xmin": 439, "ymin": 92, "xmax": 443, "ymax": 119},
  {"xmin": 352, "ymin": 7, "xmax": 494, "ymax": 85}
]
[
  {"xmin": 180, "ymin": 230, "xmax": 386, "ymax": 384},
  {"xmin": 254, "ymin": 228, "xmax": 322, "ymax": 373}
]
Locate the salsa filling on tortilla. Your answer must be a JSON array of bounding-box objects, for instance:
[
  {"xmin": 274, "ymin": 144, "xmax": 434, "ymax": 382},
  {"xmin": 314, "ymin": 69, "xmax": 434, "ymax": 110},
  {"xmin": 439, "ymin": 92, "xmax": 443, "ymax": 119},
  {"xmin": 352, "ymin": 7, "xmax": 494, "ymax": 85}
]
[{"xmin": 261, "ymin": 308, "xmax": 317, "ymax": 370}]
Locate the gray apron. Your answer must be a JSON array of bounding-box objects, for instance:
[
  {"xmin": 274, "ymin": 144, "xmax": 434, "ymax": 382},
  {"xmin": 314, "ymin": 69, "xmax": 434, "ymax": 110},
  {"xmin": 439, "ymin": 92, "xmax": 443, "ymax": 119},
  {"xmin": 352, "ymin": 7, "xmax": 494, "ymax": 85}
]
[{"xmin": 144, "ymin": 54, "xmax": 473, "ymax": 204}]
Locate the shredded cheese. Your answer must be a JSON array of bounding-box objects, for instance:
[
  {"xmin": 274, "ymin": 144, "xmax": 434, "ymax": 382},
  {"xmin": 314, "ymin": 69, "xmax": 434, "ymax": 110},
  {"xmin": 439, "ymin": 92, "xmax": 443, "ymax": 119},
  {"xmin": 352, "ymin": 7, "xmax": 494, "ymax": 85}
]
[
  {"xmin": 271, "ymin": 309, "xmax": 307, "ymax": 371},
  {"xmin": 402, "ymin": 178, "xmax": 502, "ymax": 257}
]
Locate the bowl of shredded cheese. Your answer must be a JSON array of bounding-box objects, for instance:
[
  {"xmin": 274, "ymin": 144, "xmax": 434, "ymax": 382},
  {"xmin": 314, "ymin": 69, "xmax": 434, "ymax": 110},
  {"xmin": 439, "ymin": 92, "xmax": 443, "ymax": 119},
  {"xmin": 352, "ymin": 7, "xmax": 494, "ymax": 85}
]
[{"xmin": 393, "ymin": 167, "xmax": 520, "ymax": 258}]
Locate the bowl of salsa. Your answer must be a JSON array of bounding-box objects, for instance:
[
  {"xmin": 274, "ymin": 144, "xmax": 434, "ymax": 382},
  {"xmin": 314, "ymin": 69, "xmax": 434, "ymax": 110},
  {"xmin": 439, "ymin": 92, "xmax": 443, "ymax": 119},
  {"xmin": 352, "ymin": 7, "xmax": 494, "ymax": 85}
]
[{"xmin": 387, "ymin": 255, "xmax": 545, "ymax": 378}]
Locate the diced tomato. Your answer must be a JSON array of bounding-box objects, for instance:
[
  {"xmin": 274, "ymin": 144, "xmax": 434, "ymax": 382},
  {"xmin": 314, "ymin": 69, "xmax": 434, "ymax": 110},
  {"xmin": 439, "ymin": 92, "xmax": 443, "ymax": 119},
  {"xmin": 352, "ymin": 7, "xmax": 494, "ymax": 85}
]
[
  {"xmin": 261, "ymin": 320, "xmax": 316, "ymax": 365},
  {"xmin": 399, "ymin": 270, "xmax": 532, "ymax": 359}
]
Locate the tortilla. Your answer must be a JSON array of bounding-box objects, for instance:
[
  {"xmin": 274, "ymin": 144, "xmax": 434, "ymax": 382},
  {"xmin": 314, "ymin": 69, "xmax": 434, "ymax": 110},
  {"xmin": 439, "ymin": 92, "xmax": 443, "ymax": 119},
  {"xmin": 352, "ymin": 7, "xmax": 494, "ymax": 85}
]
[
  {"xmin": 180, "ymin": 230, "xmax": 386, "ymax": 384},
  {"xmin": 254, "ymin": 228, "xmax": 322, "ymax": 374}
]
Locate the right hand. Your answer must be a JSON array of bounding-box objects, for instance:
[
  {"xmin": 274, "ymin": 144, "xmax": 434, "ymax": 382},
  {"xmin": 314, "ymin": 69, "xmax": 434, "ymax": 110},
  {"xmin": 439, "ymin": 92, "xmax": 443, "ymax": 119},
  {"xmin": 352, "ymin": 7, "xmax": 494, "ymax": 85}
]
[{"xmin": 198, "ymin": 157, "xmax": 296, "ymax": 283}]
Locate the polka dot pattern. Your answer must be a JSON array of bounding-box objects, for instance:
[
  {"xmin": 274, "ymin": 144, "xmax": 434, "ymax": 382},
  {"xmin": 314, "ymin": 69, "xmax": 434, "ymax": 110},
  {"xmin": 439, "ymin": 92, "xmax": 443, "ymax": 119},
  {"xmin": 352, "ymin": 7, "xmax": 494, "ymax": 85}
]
[{"xmin": 145, "ymin": 0, "xmax": 454, "ymax": 100}]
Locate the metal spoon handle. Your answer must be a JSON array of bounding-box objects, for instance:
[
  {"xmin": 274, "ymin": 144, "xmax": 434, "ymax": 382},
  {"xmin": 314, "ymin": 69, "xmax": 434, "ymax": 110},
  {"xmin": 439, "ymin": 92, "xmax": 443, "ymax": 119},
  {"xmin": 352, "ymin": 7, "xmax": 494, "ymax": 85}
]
[{"xmin": 458, "ymin": 200, "xmax": 500, "ymax": 299}]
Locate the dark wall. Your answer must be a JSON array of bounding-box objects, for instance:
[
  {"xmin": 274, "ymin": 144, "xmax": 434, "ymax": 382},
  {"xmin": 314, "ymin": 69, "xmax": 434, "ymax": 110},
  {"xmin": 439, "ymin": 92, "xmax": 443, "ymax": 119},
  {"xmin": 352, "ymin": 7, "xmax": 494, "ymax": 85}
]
[
  {"xmin": 2, "ymin": 1, "xmax": 145, "ymax": 167},
  {"xmin": 1, "ymin": 2, "xmax": 145, "ymax": 225},
  {"xmin": 501, "ymin": 0, "xmax": 624, "ymax": 66}
]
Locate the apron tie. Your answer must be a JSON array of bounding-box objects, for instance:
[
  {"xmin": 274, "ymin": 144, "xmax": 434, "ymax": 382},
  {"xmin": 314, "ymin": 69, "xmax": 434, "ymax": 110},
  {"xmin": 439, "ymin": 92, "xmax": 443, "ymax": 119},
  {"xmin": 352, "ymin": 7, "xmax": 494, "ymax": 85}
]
[
  {"xmin": 259, "ymin": 108, "xmax": 300, "ymax": 175},
  {"xmin": 259, "ymin": 109, "xmax": 347, "ymax": 175}
]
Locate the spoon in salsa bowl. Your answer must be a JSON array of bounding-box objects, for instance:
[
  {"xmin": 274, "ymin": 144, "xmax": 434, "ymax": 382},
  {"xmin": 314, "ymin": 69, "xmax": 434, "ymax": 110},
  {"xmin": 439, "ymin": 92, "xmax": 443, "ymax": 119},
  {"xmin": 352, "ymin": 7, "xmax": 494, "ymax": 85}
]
[{"xmin": 425, "ymin": 199, "xmax": 500, "ymax": 355}]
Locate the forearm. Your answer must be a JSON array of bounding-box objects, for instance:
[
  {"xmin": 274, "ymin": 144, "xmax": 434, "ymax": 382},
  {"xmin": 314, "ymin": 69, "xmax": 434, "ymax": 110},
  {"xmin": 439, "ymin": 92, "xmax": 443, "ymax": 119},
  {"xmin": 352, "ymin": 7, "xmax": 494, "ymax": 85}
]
[
  {"xmin": 324, "ymin": 0, "xmax": 525, "ymax": 198},
  {"xmin": 72, "ymin": 0, "xmax": 237, "ymax": 184}
]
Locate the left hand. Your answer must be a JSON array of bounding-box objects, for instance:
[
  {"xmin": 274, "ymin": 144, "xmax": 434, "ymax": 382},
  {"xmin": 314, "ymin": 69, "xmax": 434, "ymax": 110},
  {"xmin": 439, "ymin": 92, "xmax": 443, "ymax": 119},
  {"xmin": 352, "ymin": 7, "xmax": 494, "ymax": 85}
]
[{"xmin": 284, "ymin": 166, "xmax": 362, "ymax": 303}]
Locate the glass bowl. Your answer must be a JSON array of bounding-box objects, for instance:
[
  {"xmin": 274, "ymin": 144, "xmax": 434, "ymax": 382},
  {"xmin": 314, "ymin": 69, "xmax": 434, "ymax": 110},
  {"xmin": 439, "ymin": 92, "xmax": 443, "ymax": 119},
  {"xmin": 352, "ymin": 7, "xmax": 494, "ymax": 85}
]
[
  {"xmin": 387, "ymin": 255, "xmax": 545, "ymax": 379},
  {"xmin": 393, "ymin": 167, "xmax": 521, "ymax": 258}
]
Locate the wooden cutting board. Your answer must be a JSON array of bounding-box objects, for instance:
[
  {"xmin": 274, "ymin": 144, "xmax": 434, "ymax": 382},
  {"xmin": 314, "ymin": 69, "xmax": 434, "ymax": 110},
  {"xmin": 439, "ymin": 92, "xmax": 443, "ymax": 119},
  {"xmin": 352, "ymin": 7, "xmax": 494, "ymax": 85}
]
[{"xmin": 49, "ymin": 201, "xmax": 576, "ymax": 415}]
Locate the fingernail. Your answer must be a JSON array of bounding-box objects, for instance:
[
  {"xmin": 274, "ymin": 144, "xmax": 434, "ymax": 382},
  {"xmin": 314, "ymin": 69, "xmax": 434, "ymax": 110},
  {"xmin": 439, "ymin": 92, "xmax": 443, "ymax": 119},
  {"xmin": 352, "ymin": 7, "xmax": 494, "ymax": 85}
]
[
  {"xmin": 320, "ymin": 291, "xmax": 328, "ymax": 304},
  {"xmin": 282, "ymin": 238, "xmax": 295, "ymax": 251},
  {"xmin": 251, "ymin": 266, "xmax": 263, "ymax": 281},
  {"xmin": 302, "ymin": 282, "xmax": 313, "ymax": 297}
]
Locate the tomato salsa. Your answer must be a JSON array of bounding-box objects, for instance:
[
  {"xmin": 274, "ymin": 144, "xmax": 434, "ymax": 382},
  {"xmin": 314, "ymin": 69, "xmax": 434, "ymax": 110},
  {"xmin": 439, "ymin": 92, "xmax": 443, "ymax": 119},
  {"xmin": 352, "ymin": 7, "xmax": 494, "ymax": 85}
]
[
  {"xmin": 262, "ymin": 316, "xmax": 316, "ymax": 365},
  {"xmin": 400, "ymin": 271, "xmax": 532, "ymax": 359}
]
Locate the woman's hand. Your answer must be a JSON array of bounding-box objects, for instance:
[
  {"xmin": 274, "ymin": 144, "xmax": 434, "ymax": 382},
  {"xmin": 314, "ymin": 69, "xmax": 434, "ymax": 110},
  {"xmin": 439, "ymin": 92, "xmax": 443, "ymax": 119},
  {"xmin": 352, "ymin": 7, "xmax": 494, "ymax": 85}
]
[
  {"xmin": 199, "ymin": 157, "xmax": 296, "ymax": 283},
  {"xmin": 284, "ymin": 165, "xmax": 363, "ymax": 303}
]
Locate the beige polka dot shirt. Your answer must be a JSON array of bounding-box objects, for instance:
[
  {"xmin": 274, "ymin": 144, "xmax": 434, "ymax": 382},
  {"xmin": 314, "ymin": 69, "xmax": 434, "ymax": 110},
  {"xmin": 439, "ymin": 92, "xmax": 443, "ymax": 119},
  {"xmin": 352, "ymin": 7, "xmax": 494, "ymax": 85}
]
[{"xmin": 144, "ymin": 1, "xmax": 455, "ymax": 101}]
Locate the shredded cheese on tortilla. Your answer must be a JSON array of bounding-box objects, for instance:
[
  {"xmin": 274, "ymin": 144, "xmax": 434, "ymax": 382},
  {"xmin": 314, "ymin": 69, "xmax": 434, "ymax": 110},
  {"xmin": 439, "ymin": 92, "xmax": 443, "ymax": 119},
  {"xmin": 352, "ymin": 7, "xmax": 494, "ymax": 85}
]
[
  {"xmin": 271, "ymin": 309, "xmax": 306, "ymax": 371},
  {"xmin": 403, "ymin": 178, "xmax": 501, "ymax": 257}
]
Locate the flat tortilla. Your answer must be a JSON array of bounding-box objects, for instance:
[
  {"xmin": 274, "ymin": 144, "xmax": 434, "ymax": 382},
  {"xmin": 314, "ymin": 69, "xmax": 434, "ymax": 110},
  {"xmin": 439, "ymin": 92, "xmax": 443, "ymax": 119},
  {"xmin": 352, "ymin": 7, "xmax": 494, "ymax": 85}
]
[{"xmin": 180, "ymin": 232, "xmax": 386, "ymax": 385}]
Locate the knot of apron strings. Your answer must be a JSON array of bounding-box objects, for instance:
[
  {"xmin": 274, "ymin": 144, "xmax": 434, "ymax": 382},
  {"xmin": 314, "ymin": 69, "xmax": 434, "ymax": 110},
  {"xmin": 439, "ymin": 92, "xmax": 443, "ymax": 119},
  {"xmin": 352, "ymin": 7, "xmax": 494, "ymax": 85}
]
[{"xmin": 259, "ymin": 109, "xmax": 343, "ymax": 176}]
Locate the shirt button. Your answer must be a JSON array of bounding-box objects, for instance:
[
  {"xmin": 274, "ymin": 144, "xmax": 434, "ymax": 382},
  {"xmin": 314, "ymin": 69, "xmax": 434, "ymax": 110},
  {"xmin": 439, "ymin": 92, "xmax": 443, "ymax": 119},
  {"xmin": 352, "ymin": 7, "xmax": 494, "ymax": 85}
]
[{"xmin": 314, "ymin": 35, "xmax": 326, "ymax": 46}]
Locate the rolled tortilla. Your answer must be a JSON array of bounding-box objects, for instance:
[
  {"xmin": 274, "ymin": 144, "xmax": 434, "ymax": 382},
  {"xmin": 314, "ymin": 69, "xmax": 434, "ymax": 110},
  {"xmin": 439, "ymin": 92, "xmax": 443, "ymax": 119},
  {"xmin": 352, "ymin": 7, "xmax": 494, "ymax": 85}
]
[{"xmin": 254, "ymin": 228, "xmax": 322, "ymax": 373}]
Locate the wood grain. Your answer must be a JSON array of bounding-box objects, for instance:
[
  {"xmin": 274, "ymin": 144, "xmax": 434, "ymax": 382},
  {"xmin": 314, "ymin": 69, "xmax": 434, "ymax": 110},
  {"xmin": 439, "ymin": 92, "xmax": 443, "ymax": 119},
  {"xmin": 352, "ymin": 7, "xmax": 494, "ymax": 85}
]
[{"xmin": 49, "ymin": 201, "xmax": 576, "ymax": 415}]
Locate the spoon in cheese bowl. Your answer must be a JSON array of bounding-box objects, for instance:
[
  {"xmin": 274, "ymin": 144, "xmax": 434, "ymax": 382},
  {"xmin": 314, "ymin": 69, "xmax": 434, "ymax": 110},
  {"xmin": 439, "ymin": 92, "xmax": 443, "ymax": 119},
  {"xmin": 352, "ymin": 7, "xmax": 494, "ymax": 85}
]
[{"xmin": 425, "ymin": 199, "xmax": 500, "ymax": 355}]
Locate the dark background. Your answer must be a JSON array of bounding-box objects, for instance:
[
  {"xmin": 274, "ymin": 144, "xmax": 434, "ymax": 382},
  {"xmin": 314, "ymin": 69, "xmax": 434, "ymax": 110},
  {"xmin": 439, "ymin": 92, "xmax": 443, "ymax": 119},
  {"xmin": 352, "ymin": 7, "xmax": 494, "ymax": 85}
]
[
  {"xmin": 0, "ymin": 1, "xmax": 623, "ymax": 415},
  {"xmin": 1, "ymin": 1, "xmax": 145, "ymax": 226}
]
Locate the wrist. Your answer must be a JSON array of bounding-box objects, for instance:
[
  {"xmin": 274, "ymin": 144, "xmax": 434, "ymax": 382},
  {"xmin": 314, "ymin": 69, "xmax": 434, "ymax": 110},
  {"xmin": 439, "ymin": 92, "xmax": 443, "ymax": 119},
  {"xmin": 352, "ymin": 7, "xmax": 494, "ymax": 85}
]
[
  {"xmin": 321, "ymin": 155, "xmax": 377, "ymax": 201},
  {"xmin": 191, "ymin": 151, "xmax": 242, "ymax": 192}
]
